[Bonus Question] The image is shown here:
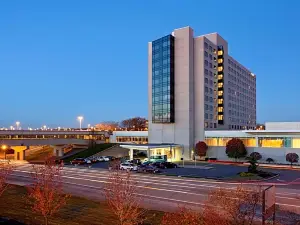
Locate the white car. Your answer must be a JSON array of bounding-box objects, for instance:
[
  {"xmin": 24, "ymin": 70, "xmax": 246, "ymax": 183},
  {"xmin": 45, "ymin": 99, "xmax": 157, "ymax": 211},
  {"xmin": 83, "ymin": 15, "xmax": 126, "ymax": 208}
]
[
  {"xmin": 97, "ymin": 156, "xmax": 104, "ymax": 162},
  {"xmin": 102, "ymin": 156, "xmax": 110, "ymax": 162},
  {"xmin": 120, "ymin": 163, "xmax": 138, "ymax": 171}
]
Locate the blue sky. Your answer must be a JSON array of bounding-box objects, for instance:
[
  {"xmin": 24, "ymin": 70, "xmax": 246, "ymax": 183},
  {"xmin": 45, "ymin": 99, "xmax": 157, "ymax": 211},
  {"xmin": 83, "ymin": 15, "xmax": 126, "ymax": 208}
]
[{"xmin": 0, "ymin": 0, "xmax": 299, "ymax": 128}]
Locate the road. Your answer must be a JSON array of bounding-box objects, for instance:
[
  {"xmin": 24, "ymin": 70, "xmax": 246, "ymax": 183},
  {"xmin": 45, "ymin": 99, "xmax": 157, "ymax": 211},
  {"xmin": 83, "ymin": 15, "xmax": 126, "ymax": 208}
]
[{"xmin": 7, "ymin": 164, "xmax": 300, "ymax": 216}]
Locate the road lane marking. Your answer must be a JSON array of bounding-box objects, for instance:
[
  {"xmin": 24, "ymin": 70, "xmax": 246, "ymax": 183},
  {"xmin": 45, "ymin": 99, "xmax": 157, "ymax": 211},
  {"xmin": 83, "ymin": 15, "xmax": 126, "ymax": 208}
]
[
  {"xmin": 10, "ymin": 173, "xmax": 300, "ymax": 210},
  {"xmin": 10, "ymin": 171, "xmax": 300, "ymax": 204}
]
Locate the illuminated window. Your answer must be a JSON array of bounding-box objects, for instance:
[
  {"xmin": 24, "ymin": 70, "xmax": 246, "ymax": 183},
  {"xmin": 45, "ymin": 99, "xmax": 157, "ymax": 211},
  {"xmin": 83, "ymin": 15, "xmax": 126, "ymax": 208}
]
[
  {"xmin": 205, "ymin": 138, "xmax": 218, "ymax": 146},
  {"xmin": 218, "ymin": 50, "xmax": 223, "ymax": 55},
  {"xmin": 218, "ymin": 90, "xmax": 223, "ymax": 96},
  {"xmin": 218, "ymin": 75, "xmax": 223, "ymax": 80},
  {"xmin": 292, "ymin": 139, "xmax": 300, "ymax": 148},
  {"xmin": 218, "ymin": 107, "xmax": 223, "ymax": 112},
  {"xmin": 218, "ymin": 58, "xmax": 223, "ymax": 63},
  {"xmin": 218, "ymin": 115, "xmax": 223, "ymax": 120},
  {"xmin": 218, "ymin": 83, "xmax": 223, "ymax": 88},
  {"xmin": 218, "ymin": 66, "xmax": 223, "ymax": 72},
  {"xmin": 218, "ymin": 99, "xmax": 223, "ymax": 104}
]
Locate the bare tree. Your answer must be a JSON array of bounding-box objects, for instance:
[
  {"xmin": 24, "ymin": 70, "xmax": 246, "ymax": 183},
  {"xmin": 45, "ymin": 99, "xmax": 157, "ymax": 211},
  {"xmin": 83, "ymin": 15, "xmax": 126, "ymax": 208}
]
[
  {"xmin": 0, "ymin": 162, "xmax": 13, "ymax": 197},
  {"xmin": 27, "ymin": 156, "xmax": 69, "ymax": 225},
  {"xmin": 203, "ymin": 185, "xmax": 261, "ymax": 225},
  {"xmin": 121, "ymin": 117, "xmax": 147, "ymax": 131},
  {"xmin": 161, "ymin": 206, "xmax": 203, "ymax": 225},
  {"xmin": 95, "ymin": 121, "xmax": 120, "ymax": 131},
  {"xmin": 104, "ymin": 169, "xmax": 147, "ymax": 225}
]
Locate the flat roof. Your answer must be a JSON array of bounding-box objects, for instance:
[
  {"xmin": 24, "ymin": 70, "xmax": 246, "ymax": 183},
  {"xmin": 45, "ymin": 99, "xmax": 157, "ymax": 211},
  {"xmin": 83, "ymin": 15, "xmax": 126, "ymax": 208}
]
[{"xmin": 120, "ymin": 143, "xmax": 181, "ymax": 149}]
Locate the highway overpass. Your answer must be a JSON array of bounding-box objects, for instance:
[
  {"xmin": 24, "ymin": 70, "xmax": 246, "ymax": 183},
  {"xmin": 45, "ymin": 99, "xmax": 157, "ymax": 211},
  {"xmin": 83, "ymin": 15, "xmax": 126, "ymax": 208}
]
[{"xmin": 0, "ymin": 130, "xmax": 110, "ymax": 160}]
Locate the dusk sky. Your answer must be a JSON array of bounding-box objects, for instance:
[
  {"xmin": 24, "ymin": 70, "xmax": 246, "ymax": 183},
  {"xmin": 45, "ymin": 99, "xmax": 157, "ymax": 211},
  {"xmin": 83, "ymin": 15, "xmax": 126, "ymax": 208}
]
[{"xmin": 0, "ymin": 0, "xmax": 299, "ymax": 128}]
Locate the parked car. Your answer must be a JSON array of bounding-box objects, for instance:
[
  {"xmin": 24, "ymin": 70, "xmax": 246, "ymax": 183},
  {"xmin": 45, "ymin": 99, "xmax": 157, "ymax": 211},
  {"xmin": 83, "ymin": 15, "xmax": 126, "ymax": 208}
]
[
  {"xmin": 120, "ymin": 163, "xmax": 138, "ymax": 171},
  {"xmin": 160, "ymin": 162, "xmax": 178, "ymax": 169},
  {"xmin": 90, "ymin": 158, "xmax": 98, "ymax": 163},
  {"xmin": 102, "ymin": 156, "xmax": 110, "ymax": 162},
  {"xmin": 138, "ymin": 164, "xmax": 161, "ymax": 174},
  {"xmin": 70, "ymin": 158, "xmax": 87, "ymax": 165},
  {"xmin": 106, "ymin": 156, "xmax": 115, "ymax": 161},
  {"xmin": 97, "ymin": 156, "xmax": 104, "ymax": 162}
]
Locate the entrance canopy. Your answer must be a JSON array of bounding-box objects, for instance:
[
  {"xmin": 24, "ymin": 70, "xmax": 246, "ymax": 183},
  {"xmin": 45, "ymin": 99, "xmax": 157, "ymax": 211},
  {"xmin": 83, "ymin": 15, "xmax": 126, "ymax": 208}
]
[
  {"xmin": 120, "ymin": 143, "xmax": 183, "ymax": 161},
  {"xmin": 120, "ymin": 143, "xmax": 182, "ymax": 150}
]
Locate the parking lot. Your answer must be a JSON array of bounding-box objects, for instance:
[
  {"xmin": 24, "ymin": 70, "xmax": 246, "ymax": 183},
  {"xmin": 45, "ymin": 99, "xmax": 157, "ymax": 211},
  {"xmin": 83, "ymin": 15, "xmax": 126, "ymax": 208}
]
[{"xmin": 66, "ymin": 159, "xmax": 300, "ymax": 186}]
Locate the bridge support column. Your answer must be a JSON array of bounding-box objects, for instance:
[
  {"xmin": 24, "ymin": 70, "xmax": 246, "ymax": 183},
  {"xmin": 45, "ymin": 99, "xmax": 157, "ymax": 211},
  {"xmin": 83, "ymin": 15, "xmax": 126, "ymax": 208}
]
[
  {"xmin": 53, "ymin": 146, "xmax": 64, "ymax": 157},
  {"xmin": 13, "ymin": 146, "xmax": 28, "ymax": 160},
  {"xmin": 129, "ymin": 148, "xmax": 134, "ymax": 160}
]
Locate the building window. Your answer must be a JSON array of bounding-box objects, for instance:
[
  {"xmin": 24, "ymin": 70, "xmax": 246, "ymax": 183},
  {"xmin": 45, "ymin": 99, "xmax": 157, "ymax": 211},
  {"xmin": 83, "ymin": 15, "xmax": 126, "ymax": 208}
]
[
  {"xmin": 205, "ymin": 78, "xmax": 208, "ymax": 84},
  {"xmin": 204, "ymin": 42, "xmax": 208, "ymax": 49},
  {"xmin": 152, "ymin": 35, "xmax": 175, "ymax": 123},
  {"xmin": 205, "ymin": 51, "xmax": 208, "ymax": 57},
  {"xmin": 205, "ymin": 60, "xmax": 208, "ymax": 66},
  {"xmin": 205, "ymin": 113, "xmax": 208, "ymax": 119}
]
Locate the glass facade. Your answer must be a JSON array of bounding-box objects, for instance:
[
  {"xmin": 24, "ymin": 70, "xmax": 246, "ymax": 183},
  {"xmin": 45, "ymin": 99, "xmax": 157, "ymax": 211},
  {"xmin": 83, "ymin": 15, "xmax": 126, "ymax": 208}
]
[
  {"xmin": 116, "ymin": 136, "xmax": 148, "ymax": 144},
  {"xmin": 152, "ymin": 35, "xmax": 175, "ymax": 123},
  {"xmin": 205, "ymin": 137, "xmax": 256, "ymax": 147},
  {"xmin": 258, "ymin": 137, "xmax": 291, "ymax": 148}
]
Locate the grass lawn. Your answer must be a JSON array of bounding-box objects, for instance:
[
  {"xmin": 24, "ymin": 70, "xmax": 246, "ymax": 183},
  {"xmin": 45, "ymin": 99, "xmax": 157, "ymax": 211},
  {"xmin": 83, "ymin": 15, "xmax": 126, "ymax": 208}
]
[
  {"xmin": 63, "ymin": 143, "xmax": 115, "ymax": 162},
  {"xmin": 227, "ymin": 174, "xmax": 263, "ymax": 181},
  {"xmin": 0, "ymin": 185, "xmax": 163, "ymax": 225}
]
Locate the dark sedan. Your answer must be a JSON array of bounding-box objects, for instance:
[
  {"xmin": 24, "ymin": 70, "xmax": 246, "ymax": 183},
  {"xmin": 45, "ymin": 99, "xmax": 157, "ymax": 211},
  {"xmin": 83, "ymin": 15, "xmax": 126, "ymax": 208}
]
[
  {"xmin": 151, "ymin": 162, "xmax": 178, "ymax": 169},
  {"xmin": 138, "ymin": 164, "xmax": 161, "ymax": 174}
]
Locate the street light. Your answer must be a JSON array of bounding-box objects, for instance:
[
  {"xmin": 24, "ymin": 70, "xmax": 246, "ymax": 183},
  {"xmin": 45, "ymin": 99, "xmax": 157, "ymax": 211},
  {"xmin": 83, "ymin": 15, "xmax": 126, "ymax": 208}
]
[
  {"xmin": 1, "ymin": 145, "xmax": 7, "ymax": 150},
  {"xmin": 16, "ymin": 121, "xmax": 20, "ymax": 130},
  {"xmin": 77, "ymin": 116, "xmax": 83, "ymax": 130},
  {"xmin": 43, "ymin": 125, "xmax": 47, "ymax": 130}
]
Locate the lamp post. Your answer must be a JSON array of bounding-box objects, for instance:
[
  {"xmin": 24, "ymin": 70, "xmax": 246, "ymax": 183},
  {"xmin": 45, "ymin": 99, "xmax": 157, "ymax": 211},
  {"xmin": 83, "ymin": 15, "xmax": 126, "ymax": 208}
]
[
  {"xmin": 77, "ymin": 116, "xmax": 83, "ymax": 130},
  {"xmin": 16, "ymin": 121, "xmax": 20, "ymax": 130}
]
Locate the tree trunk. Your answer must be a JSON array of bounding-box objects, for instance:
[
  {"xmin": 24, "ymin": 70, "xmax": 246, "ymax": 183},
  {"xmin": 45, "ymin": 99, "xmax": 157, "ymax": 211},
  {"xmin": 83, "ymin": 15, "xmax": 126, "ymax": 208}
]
[{"xmin": 44, "ymin": 216, "xmax": 48, "ymax": 225}]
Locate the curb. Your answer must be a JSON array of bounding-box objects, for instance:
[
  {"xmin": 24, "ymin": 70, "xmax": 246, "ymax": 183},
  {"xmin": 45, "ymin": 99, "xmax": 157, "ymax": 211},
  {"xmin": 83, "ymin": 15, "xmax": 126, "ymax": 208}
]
[{"xmin": 226, "ymin": 173, "xmax": 280, "ymax": 183}]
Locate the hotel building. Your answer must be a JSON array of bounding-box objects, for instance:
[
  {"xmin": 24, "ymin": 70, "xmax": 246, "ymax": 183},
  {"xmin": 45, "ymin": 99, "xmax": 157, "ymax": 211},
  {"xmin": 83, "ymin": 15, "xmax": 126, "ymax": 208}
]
[{"xmin": 148, "ymin": 26, "xmax": 256, "ymax": 159}]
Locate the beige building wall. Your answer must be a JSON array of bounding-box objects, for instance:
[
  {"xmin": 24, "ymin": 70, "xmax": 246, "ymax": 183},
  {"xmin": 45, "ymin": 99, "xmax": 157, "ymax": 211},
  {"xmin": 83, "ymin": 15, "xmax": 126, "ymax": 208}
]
[{"xmin": 148, "ymin": 27, "xmax": 197, "ymax": 159}]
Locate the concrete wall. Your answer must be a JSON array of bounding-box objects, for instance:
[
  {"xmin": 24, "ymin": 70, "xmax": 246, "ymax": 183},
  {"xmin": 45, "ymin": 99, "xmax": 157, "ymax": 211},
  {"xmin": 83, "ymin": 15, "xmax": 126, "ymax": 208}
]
[
  {"xmin": 265, "ymin": 122, "xmax": 300, "ymax": 130},
  {"xmin": 148, "ymin": 27, "xmax": 195, "ymax": 160},
  {"xmin": 207, "ymin": 146, "xmax": 300, "ymax": 164},
  {"xmin": 193, "ymin": 37, "xmax": 205, "ymax": 146}
]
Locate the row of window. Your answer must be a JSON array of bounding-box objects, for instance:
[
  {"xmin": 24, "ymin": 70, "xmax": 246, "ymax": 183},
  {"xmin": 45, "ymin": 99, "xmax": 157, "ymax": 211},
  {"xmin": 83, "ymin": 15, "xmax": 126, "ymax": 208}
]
[
  {"xmin": 205, "ymin": 95, "xmax": 214, "ymax": 102},
  {"xmin": 228, "ymin": 83, "xmax": 256, "ymax": 98},
  {"xmin": 205, "ymin": 104, "xmax": 214, "ymax": 111},
  {"xmin": 204, "ymin": 122, "xmax": 217, "ymax": 129},
  {"xmin": 229, "ymin": 117, "xmax": 256, "ymax": 125},
  {"xmin": 204, "ymin": 87, "xmax": 214, "ymax": 95},
  {"xmin": 228, "ymin": 95, "xmax": 256, "ymax": 106},
  {"xmin": 205, "ymin": 69, "xmax": 215, "ymax": 77},
  {"xmin": 228, "ymin": 73, "xmax": 255, "ymax": 88},
  {"xmin": 204, "ymin": 42, "xmax": 216, "ymax": 53},
  {"xmin": 116, "ymin": 136, "xmax": 148, "ymax": 144},
  {"xmin": 205, "ymin": 113, "xmax": 214, "ymax": 120},
  {"xmin": 228, "ymin": 59, "xmax": 254, "ymax": 77},
  {"xmin": 204, "ymin": 78, "xmax": 214, "ymax": 86},
  {"xmin": 204, "ymin": 60, "xmax": 216, "ymax": 69}
]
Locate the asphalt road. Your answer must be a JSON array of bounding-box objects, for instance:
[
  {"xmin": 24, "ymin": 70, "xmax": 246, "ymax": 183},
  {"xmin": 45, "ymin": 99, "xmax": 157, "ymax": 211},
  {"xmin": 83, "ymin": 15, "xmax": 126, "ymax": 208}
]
[{"xmin": 7, "ymin": 164, "xmax": 300, "ymax": 216}]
